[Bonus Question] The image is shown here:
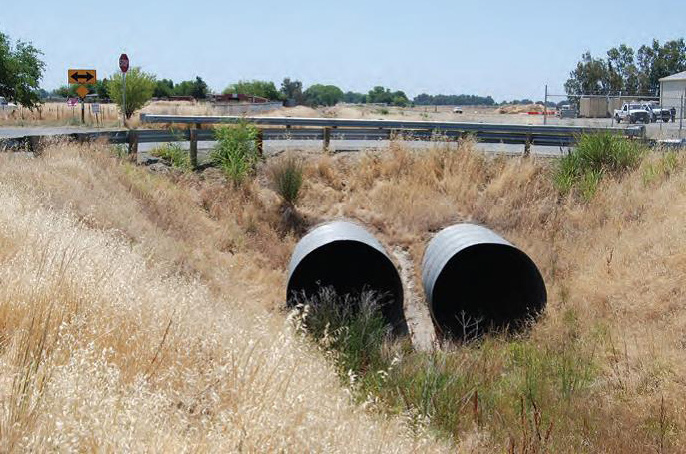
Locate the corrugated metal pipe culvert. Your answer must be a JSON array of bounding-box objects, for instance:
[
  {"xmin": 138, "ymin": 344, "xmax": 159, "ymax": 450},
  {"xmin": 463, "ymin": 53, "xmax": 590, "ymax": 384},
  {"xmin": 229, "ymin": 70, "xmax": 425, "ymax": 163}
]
[
  {"xmin": 287, "ymin": 221, "xmax": 407, "ymax": 333},
  {"xmin": 422, "ymin": 224, "xmax": 546, "ymax": 339}
]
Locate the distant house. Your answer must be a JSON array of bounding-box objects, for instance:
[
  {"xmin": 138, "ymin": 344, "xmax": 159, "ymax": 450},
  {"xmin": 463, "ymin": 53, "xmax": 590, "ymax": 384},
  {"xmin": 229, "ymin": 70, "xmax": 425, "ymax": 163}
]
[{"xmin": 659, "ymin": 71, "xmax": 686, "ymax": 114}]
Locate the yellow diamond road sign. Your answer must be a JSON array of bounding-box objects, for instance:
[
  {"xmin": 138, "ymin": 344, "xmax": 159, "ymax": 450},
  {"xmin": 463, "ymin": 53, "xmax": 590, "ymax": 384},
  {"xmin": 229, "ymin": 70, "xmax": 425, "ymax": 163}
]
[
  {"xmin": 68, "ymin": 69, "xmax": 96, "ymax": 85},
  {"xmin": 75, "ymin": 85, "xmax": 89, "ymax": 99}
]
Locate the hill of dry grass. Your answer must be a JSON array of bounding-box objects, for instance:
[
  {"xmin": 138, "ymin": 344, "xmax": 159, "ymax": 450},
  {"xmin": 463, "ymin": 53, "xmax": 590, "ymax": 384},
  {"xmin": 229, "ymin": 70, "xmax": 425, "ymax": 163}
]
[
  {"xmin": 0, "ymin": 144, "xmax": 449, "ymax": 452},
  {"xmin": 1, "ymin": 138, "xmax": 685, "ymax": 451}
]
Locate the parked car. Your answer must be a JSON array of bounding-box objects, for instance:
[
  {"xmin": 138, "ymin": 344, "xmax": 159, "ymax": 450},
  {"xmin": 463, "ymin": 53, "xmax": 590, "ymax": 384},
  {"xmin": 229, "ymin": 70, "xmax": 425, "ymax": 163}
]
[
  {"xmin": 558, "ymin": 104, "xmax": 578, "ymax": 119},
  {"xmin": 614, "ymin": 102, "xmax": 651, "ymax": 124},
  {"xmin": 642, "ymin": 102, "xmax": 671, "ymax": 122},
  {"xmin": 453, "ymin": 106, "xmax": 463, "ymax": 114}
]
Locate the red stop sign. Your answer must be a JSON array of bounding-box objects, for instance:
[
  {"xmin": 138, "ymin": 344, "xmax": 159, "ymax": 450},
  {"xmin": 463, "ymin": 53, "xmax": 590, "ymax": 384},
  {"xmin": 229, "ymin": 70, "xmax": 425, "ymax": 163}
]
[{"xmin": 119, "ymin": 53, "xmax": 129, "ymax": 73}]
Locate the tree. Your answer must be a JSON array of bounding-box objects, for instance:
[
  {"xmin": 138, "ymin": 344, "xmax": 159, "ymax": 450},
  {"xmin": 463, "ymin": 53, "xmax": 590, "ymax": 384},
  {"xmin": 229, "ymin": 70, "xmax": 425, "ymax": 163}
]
[
  {"xmin": 413, "ymin": 93, "xmax": 495, "ymax": 106},
  {"xmin": 280, "ymin": 77, "xmax": 303, "ymax": 104},
  {"xmin": 154, "ymin": 79, "xmax": 174, "ymax": 98},
  {"xmin": 564, "ymin": 52, "xmax": 611, "ymax": 97},
  {"xmin": 54, "ymin": 85, "xmax": 76, "ymax": 98},
  {"xmin": 94, "ymin": 79, "xmax": 109, "ymax": 99},
  {"xmin": 107, "ymin": 67, "xmax": 156, "ymax": 119},
  {"xmin": 343, "ymin": 91, "xmax": 366, "ymax": 103},
  {"xmin": 172, "ymin": 76, "xmax": 208, "ymax": 99},
  {"xmin": 606, "ymin": 44, "xmax": 638, "ymax": 93},
  {"xmin": 303, "ymin": 84, "xmax": 344, "ymax": 106},
  {"xmin": 0, "ymin": 32, "xmax": 45, "ymax": 109},
  {"xmin": 637, "ymin": 39, "xmax": 686, "ymax": 93},
  {"xmin": 190, "ymin": 76, "xmax": 209, "ymax": 99},
  {"xmin": 223, "ymin": 80, "xmax": 281, "ymax": 100},
  {"xmin": 367, "ymin": 86, "xmax": 392, "ymax": 104},
  {"xmin": 565, "ymin": 39, "xmax": 686, "ymax": 98}
]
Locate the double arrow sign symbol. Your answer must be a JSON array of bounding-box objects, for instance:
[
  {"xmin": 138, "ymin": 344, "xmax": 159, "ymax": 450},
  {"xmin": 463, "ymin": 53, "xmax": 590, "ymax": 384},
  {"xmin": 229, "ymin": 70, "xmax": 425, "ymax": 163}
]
[
  {"xmin": 71, "ymin": 72, "xmax": 94, "ymax": 82},
  {"xmin": 68, "ymin": 69, "xmax": 97, "ymax": 85}
]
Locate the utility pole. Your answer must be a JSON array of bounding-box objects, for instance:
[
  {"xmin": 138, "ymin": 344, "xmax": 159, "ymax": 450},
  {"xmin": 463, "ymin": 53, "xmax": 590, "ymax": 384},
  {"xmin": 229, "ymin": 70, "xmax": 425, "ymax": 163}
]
[{"xmin": 543, "ymin": 84, "xmax": 548, "ymax": 125}]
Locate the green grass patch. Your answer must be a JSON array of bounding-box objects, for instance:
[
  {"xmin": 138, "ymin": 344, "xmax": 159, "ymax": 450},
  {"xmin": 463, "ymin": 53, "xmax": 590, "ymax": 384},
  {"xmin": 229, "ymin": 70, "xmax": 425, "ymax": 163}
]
[
  {"xmin": 292, "ymin": 289, "xmax": 599, "ymax": 449},
  {"xmin": 555, "ymin": 132, "xmax": 647, "ymax": 200},
  {"xmin": 211, "ymin": 121, "xmax": 260, "ymax": 186},
  {"xmin": 151, "ymin": 143, "xmax": 190, "ymax": 170}
]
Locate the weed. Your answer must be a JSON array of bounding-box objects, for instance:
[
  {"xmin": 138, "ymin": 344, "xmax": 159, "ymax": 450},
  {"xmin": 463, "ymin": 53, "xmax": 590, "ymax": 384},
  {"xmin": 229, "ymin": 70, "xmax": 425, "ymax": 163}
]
[
  {"xmin": 151, "ymin": 143, "xmax": 190, "ymax": 170},
  {"xmin": 292, "ymin": 288, "xmax": 395, "ymax": 394},
  {"xmin": 268, "ymin": 155, "xmax": 304, "ymax": 206},
  {"xmin": 211, "ymin": 121, "xmax": 260, "ymax": 185},
  {"xmin": 554, "ymin": 132, "xmax": 646, "ymax": 199}
]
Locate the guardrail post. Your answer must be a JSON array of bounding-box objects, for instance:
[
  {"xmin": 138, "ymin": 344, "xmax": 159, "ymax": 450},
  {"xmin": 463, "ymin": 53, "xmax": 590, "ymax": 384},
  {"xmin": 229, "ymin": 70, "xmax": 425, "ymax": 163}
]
[
  {"xmin": 256, "ymin": 130, "xmax": 264, "ymax": 157},
  {"xmin": 189, "ymin": 128, "xmax": 198, "ymax": 170},
  {"xmin": 524, "ymin": 134, "xmax": 531, "ymax": 157},
  {"xmin": 323, "ymin": 127, "xmax": 331, "ymax": 153},
  {"xmin": 128, "ymin": 130, "xmax": 138, "ymax": 160},
  {"xmin": 27, "ymin": 136, "xmax": 41, "ymax": 155}
]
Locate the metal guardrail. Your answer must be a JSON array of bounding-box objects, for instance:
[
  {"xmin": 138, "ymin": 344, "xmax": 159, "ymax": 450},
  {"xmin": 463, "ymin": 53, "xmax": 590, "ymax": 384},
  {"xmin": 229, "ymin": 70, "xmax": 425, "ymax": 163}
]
[
  {"xmin": 138, "ymin": 113, "xmax": 646, "ymax": 150},
  {"xmin": 140, "ymin": 113, "xmax": 645, "ymax": 136},
  {"xmin": 2, "ymin": 115, "xmax": 658, "ymax": 167}
]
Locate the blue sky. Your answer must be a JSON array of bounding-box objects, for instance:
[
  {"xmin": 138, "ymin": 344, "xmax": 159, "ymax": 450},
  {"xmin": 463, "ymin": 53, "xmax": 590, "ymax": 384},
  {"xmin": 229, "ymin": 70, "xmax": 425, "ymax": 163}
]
[{"xmin": 2, "ymin": 0, "xmax": 685, "ymax": 101}]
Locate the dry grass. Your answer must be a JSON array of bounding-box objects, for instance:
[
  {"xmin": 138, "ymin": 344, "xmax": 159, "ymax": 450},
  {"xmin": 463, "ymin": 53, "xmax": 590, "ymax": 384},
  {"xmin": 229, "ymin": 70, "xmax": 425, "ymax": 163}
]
[
  {"xmin": 292, "ymin": 140, "xmax": 686, "ymax": 452},
  {"xmin": 1, "ymin": 136, "xmax": 686, "ymax": 451},
  {"xmin": 0, "ymin": 103, "xmax": 122, "ymax": 126},
  {"xmin": 0, "ymin": 143, "xmax": 449, "ymax": 452}
]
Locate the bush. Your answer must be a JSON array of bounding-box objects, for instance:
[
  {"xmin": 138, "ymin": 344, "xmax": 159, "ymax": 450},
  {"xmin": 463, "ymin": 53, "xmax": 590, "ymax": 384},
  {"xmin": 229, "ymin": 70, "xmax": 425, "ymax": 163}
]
[
  {"xmin": 210, "ymin": 122, "xmax": 260, "ymax": 185},
  {"xmin": 151, "ymin": 143, "xmax": 189, "ymax": 170},
  {"xmin": 268, "ymin": 156, "xmax": 303, "ymax": 206},
  {"xmin": 554, "ymin": 132, "xmax": 646, "ymax": 199},
  {"xmin": 293, "ymin": 288, "xmax": 392, "ymax": 390},
  {"xmin": 106, "ymin": 67, "xmax": 156, "ymax": 120}
]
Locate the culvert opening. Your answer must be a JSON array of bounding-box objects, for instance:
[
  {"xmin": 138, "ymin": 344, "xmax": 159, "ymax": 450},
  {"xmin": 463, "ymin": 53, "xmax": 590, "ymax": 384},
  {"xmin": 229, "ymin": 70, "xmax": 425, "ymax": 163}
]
[
  {"xmin": 430, "ymin": 243, "xmax": 546, "ymax": 339},
  {"xmin": 287, "ymin": 240, "xmax": 406, "ymax": 334}
]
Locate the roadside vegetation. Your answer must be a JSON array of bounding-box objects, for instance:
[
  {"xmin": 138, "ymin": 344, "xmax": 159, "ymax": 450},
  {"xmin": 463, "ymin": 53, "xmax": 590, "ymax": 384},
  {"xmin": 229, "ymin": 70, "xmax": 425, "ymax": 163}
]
[
  {"xmin": 554, "ymin": 132, "xmax": 647, "ymax": 200},
  {"xmin": 151, "ymin": 143, "xmax": 190, "ymax": 170},
  {"xmin": 210, "ymin": 121, "xmax": 260, "ymax": 185},
  {"xmin": 1, "ymin": 134, "xmax": 685, "ymax": 451}
]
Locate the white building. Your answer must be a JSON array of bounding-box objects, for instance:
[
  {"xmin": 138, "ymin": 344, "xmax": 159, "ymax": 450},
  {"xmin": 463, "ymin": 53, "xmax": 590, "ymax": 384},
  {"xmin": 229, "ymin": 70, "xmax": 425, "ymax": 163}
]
[{"xmin": 659, "ymin": 71, "xmax": 686, "ymax": 116}]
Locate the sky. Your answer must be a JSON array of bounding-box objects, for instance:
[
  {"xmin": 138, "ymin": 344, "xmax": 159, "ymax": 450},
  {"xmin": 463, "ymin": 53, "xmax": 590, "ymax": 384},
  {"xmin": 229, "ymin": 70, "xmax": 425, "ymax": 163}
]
[{"xmin": 2, "ymin": 0, "xmax": 685, "ymax": 102}]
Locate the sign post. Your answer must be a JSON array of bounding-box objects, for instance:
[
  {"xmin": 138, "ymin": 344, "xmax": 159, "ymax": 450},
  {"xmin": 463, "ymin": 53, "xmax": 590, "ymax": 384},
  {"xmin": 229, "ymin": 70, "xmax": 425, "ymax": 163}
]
[
  {"xmin": 119, "ymin": 54, "xmax": 129, "ymax": 126},
  {"xmin": 68, "ymin": 69, "xmax": 96, "ymax": 124}
]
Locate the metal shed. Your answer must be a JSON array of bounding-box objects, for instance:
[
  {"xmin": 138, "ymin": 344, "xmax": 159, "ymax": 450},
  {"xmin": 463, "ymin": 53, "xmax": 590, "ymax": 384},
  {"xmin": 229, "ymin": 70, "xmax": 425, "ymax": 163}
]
[{"xmin": 660, "ymin": 71, "xmax": 686, "ymax": 118}]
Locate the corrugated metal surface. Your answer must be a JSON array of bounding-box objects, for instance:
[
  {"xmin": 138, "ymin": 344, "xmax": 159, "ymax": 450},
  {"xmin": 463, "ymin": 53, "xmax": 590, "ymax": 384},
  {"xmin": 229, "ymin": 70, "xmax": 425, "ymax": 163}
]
[
  {"xmin": 287, "ymin": 220, "xmax": 406, "ymax": 333},
  {"xmin": 287, "ymin": 221, "xmax": 390, "ymax": 280},
  {"xmin": 421, "ymin": 224, "xmax": 546, "ymax": 338},
  {"xmin": 422, "ymin": 224, "xmax": 510, "ymax": 303}
]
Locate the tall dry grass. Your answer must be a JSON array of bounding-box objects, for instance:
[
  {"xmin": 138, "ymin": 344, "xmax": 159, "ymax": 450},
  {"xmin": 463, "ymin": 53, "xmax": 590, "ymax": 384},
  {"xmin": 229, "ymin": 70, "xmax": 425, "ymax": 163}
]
[
  {"xmin": 293, "ymin": 139, "xmax": 686, "ymax": 451},
  {"xmin": 0, "ymin": 103, "xmax": 121, "ymax": 126},
  {"xmin": 2, "ymin": 136, "xmax": 686, "ymax": 451},
  {"xmin": 0, "ymin": 144, "xmax": 449, "ymax": 452}
]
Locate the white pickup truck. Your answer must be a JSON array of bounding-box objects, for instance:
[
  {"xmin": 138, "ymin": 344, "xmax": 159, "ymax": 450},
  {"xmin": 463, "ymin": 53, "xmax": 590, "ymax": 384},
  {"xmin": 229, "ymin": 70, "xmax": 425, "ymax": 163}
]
[{"xmin": 614, "ymin": 102, "xmax": 651, "ymax": 124}]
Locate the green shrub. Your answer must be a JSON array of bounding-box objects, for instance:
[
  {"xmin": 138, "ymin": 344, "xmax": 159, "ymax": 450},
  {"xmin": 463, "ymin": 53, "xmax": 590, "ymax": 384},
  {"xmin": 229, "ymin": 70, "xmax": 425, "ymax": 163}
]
[
  {"xmin": 293, "ymin": 288, "xmax": 392, "ymax": 391},
  {"xmin": 377, "ymin": 107, "xmax": 390, "ymax": 115},
  {"xmin": 554, "ymin": 132, "xmax": 646, "ymax": 200},
  {"xmin": 151, "ymin": 143, "xmax": 189, "ymax": 169},
  {"xmin": 210, "ymin": 122, "xmax": 259, "ymax": 185},
  {"xmin": 269, "ymin": 156, "xmax": 303, "ymax": 205},
  {"xmin": 106, "ymin": 67, "xmax": 156, "ymax": 119}
]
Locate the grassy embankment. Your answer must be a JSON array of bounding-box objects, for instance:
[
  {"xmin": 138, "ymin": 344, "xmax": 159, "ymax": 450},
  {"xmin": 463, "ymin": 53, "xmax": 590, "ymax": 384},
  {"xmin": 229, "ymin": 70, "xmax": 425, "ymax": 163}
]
[{"xmin": 1, "ymin": 132, "xmax": 685, "ymax": 451}]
